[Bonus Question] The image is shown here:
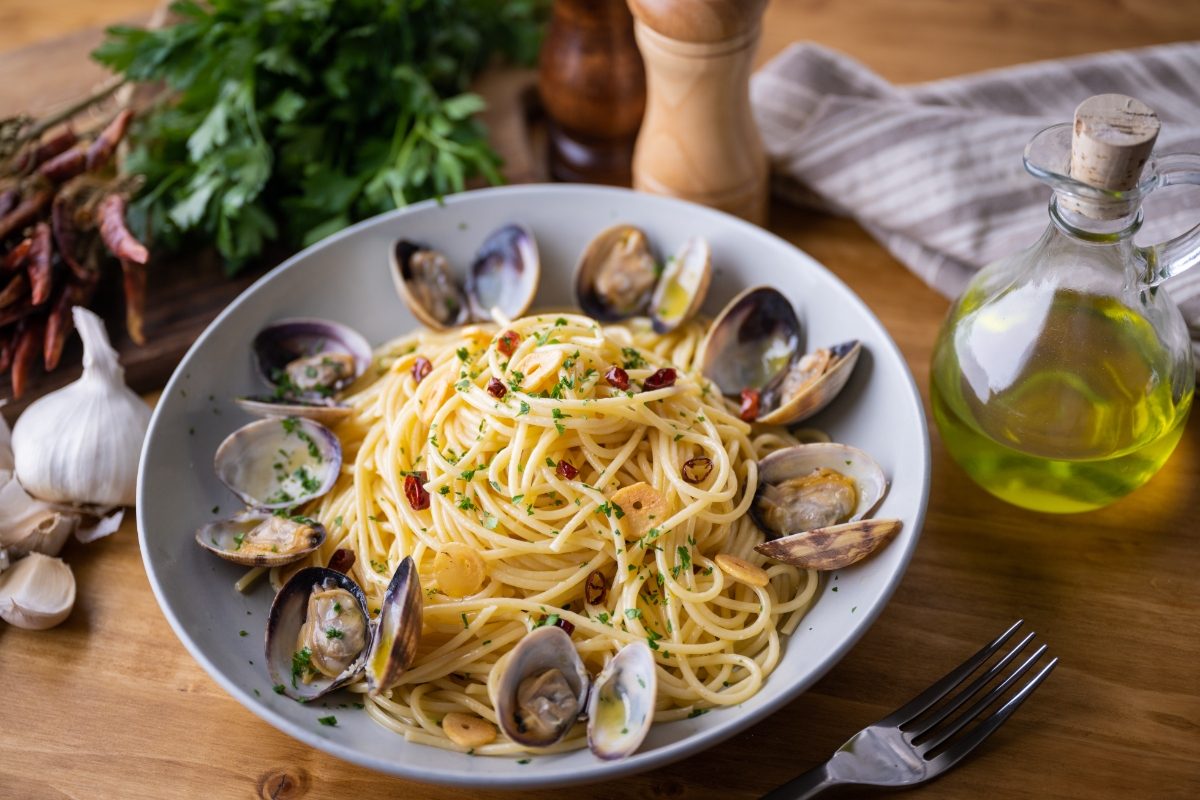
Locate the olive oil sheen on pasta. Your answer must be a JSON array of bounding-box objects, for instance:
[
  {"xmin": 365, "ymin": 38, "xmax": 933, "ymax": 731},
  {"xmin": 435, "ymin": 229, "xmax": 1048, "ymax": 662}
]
[{"xmin": 932, "ymin": 289, "xmax": 1192, "ymax": 513}]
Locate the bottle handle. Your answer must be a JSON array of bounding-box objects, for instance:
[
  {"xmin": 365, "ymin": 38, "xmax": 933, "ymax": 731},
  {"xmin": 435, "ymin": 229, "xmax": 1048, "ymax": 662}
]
[{"xmin": 1143, "ymin": 153, "xmax": 1200, "ymax": 288}]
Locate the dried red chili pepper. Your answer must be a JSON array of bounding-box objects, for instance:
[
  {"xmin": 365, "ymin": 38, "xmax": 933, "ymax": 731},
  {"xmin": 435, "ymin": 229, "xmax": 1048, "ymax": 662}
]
[
  {"xmin": 327, "ymin": 548, "xmax": 357, "ymax": 575},
  {"xmin": 11, "ymin": 316, "xmax": 44, "ymax": 398},
  {"xmin": 739, "ymin": 388, "xmax": 761, "ymax": 422},
  {"xmin": 0, "ymin": 297, "xmax": 35, "ymax": 328},
  {"xmin": 0, "ymin": 328, "xmax": 14, "ymax": 374},
  {"xmin": 97, "ymin": 194, "xmax": 149, "ymax": 264},
  {"xmin": 584, "ymin": 569, "xmax": 608, "ymax": 605},
  {"xmin": 0, "ymin": 189, "xmax": 51, "ymax": 242},
  {"xmin": 121, "ymin": 258, "xmax": 147, "ymax": 345},
  {"xmin": 14, "ymin": 128, "xmax": 76, "ymax": 173},
  {"xmin": 43, "ymin": 284, "xmax": 80, "ymax": 371},
  {"xmin": 51, "ymin": 194, "xmax": 88, "ymax": 281},
  {"xmin": 404, "ymin": 471, "xmax": 431, "ymax": 510},
  {"xmin": 411, "ymin": 356, "xmax": 432, "ymax": 383},
  {"xmin": 497, "ymin": 329, "xmax": 521, "ymax": 356},
  {"xmin": 604, "ymin": 365, "xmax": 629, "ymax": 391},
  {"xmin": 26, "ymin": 223, "xmax": 52, "ymax": 305},
  {"xmin": 86, "ymin": 109, "xmax": 133, "ymax": 171},
  {"xmin": 553, "ymin": 616, "xmax": 576, "ymax": 635},
  {"xmin": 681, "ymin": 456, "xmax": 714, "ymax": 484},
  {"xmin": 643, "ymin": 367, "xmax": 677, "ymax": 391},
  {"xmin": 0, "ymin": 189, "xmax": 17, "ymax": 219},
  {"xmin": 486, "ymin": 377, "xmax": 507, "ymax": 398},
  {"xmin": 0, "ymin": 273, "xmax": 26, "ymax": 308},
  {"xmin": 555, "ymin": 459, "xmax": 578, "ymax": 480},
  {"xmin": 37, "ymin": 148, "xmax": 86, "ymax": 183},
  {"xmin": 2, "ymin": 238, "xmax": 31, "ymax": 274}
]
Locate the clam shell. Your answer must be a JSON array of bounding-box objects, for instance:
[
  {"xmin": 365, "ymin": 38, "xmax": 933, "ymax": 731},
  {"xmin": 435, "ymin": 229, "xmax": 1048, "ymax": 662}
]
[
  {"xmin": 266, "ymin": 567, "xmax": 371, "ymax": 701},
  {"xmin": 697, "ymin": 286, "xmax": 801, "ymax": 397},
  {"xmin": 751, "ymin": 443, "xmax": 887, "ymax": 539},
  {"xmin": 757, "ymin": 340, "xmax": 862, "ymax": 426},
  {"xmin": 365, "ymin": 556, "xmax": 423, "ymax": 696},
  {"xmin": 754, "ymin": 518, "xmax": 903, "ymax": 570},
  {"xmin": 466, "ymin": 223, "xmax": 539, "ymax": 322},
  {"xmin": 252, "ymin": 318, "xmax": 371, "ymax": 400},
  {"xmin": 390, "ymin": 240, "xmax": 470, "ymax": 330},
  {"xmin": 214, "ymin": 417, "xmax": 342, "ymax": 510},
  {"xmin": 586, "ymin": 642, "xmax": 657, "ymax": 760},
  {"xmin": 650, "ymin": 237, "xmax": 711, "ymax": 334},
  {"xmin": 195, "ymin": 510, "xmax": 326, "ymax": 567},
  {"xmin": 235, "ymin": 396, "xmax": 353, "ymax": 426},
  {"xmin": 494, "ymin": 625, "xmax": 589, "ymax": 748},
  {"xmin": 575, "ymin": 224, "xmax": 659, "ymax": 321}
]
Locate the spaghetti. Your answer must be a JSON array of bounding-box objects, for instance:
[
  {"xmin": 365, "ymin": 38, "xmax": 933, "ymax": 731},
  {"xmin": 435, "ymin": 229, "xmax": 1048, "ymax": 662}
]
[{"xmin": 280, "ymin": 312, "xmax": 820, "ymax": 754}]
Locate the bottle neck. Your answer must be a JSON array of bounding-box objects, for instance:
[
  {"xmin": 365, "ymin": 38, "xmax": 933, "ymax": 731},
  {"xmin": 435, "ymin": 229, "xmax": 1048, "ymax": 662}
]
[{"xmin": 1049, "ymin": 192, "xmax": 1143, "ymax": 243}]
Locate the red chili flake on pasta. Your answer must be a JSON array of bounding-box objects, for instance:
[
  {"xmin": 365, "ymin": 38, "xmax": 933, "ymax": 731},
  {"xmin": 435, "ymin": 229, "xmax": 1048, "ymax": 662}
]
[
  {"xmin": 643, "ymin": 368, "xmax": 676, "ymax": 391},
  {"xmin": 497, "ymin": 330, "xmax": 521, "ymax": 356},
  {"xmin": 681, "ymin": 456, "xmax": 713, "ymax": 484},
  {"xmin": 739, "ymin": 388, "xmax": 761, "ymax": 421},
  {"xmin": 604, "ymin": 365, "xmax": 629, "ymax": 391},
  {"xmin": 486, "ymin": 377, "xmax": 507, "ymax": 398},
  {"xmin": 555, "ymin": 460, "xmax": 578, "ymax": 480},
  {"xmin": 553, "ymin": 617, "xmax": 576, "ymax": 636},
  {"xmin": 404, "ymin": 472, "xmax": 430, "ymax": 510},
  {"xmin": 412, "ymin": 356, "xmax": 432, "ymax": 383},
  {"xmin": 327, "ymin": 548, "xmax": 356, "ymax": 574}
]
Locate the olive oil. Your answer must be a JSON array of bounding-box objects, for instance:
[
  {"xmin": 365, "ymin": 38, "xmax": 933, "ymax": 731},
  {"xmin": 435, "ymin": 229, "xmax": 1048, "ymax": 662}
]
[{"xmin": 932, "ymin": 289, "xmax": 1192, "ymax": 513}]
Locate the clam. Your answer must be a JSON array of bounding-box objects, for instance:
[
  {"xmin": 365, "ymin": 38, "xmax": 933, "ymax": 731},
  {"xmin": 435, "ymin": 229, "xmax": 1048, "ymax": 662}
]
[
  {"xmin": 494, "ymin": 625, "xmax": 590, "ymax": 748},
  {"xmin": 576, "ymin": 225, "xmax": 711, "ymax": 330},
  {"xmin": 586, "ymin": 642, "xmax": 657, "ymax": 760},
  {"xmin": 214, "ymin": 417, "xmax": 342, "ymax": 510},
  {"xmin": 238, "ymin": 318, "xmax": 371, "ymax": 422},
  {"xmin": 266, "ymin": 567, "xmax": 371, "ymax": 701},
  {"xmin": 750, "ymin": 443, "xmax": 899, "ymax": 570},
  {"xmin": 196, "ymin": 510, "xmax": 326, "ymax": 567},
  {"xmin": 390, "ymin": 224, "xmax": 539, "ymax": 329},
  {"xmin": 365, "ymin": 555, "xmax": 423, "ymax": 695},
  {"xmin": 698, "ymin": 286, "xmax": 861, "ymax": 426}
]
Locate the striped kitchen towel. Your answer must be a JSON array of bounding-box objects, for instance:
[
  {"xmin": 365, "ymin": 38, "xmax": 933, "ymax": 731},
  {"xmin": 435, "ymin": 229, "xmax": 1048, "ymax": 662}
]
[{"xmin": 750, "ymin": 42, "xmax": 1200, "ymax": 369}]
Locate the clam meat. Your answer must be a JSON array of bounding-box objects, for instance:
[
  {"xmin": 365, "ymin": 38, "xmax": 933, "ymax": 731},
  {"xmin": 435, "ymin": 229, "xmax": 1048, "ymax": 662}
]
[
  {"xmin": 494, "ymin": 625, "xmax": 589, "ymax": 748},
  {"xmin": 266, "ymin": 567, "xmax": 371, "ymax": 701},
  {"xmin": 196, "ymin": 510, "xmax": 326, "ymax": 567}
]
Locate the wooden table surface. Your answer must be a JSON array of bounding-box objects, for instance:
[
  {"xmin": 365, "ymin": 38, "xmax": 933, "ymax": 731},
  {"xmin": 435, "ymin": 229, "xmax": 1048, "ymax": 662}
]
[{"xmin": 2, "ymin": 2, "xmax": 1199, "ymax": 799}]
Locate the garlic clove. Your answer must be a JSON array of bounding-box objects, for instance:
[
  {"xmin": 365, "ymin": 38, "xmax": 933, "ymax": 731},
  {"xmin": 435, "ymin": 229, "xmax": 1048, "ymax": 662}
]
[
  {"xmin": 11, "ymin": 308, "xmax": 151, "ymax": 507},
  {"xmin": 0, "ymin": 402, "xmax": 12, "ymax": 480},
  {"xmin": 0, "ymin": 478, "xmax": 80, "ymax": 557},
  {"xmin": 0, "ymin": 552, "xmax": 76, "ymax": 629},
  {"xmin": 74, "ymin": 507, "xmax": 125, "ymax": 544}
]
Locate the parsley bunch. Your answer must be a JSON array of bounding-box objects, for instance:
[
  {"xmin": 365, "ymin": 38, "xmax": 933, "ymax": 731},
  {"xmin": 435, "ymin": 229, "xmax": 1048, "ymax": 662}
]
[{"xmin": 93, "ymin": 0, "xmax": 547, "ymax": 272}]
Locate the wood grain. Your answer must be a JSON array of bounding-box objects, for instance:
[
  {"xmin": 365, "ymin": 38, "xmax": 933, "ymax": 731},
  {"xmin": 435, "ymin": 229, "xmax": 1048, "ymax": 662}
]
[{"xmin": 2, "ymin": 2, "xmax": 1200, "ymax": 799}]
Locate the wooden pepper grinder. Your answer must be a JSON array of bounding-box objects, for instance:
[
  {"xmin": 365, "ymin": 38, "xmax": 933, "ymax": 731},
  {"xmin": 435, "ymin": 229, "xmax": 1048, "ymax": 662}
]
[
  {"xmin": 538, "ymin": 0, "xmax": 646, "ymax": 185},
  {"xmin": 626, "ymin": 0, "xmax": 769, "ymax": 225}
]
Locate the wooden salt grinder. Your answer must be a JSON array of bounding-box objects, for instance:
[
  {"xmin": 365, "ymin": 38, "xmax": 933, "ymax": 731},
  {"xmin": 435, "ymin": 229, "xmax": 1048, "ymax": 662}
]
[
  {"xmin": 538, "ymin": 0, "xmax": 646, "ymax": 186},
  {"xmin": 626, "ymin": 0, "xmax": 769, "ymax": 225}
]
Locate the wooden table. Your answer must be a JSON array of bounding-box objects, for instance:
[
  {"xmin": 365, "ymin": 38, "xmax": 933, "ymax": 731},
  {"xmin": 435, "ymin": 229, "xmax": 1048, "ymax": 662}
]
[{"xmin": 2, "ymin": 3, "xmax": 1199, "ymax": 799}]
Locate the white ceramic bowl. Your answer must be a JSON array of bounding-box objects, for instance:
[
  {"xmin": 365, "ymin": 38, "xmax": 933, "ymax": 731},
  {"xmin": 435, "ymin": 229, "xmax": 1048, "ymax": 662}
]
[{"xmin": 137, "ymin": 184, "xmax": 929, "ymax": 789}]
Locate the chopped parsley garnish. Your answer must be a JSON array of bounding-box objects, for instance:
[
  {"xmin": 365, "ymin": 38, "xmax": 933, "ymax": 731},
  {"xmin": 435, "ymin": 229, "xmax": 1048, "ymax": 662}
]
[
  {"xmin": 518, "ymin": 400, "xmax": 531, "ymax": 416},
  {"xmin": 232, "ymin": 531, "xmax": 246, "ymax": 551},
  {"xmin": 290, "ymin": 647, "xmax": 315, "ymax": 688},
  {"xmin": 273, "ymin": 684, "xmax": 286, "ymax": 694},
  {"xmin": 325, "ymin": 627, "xmax": 344, "ymax": 639},
  {"xmin": 624, "ymin": 608, "xmax": 642, "ymax": 619},
  {"xmin": 456, "ymin": 347, "xmax": 470, "ymax": 362},
  {"xmin": 238, "ymin": 630, "xmax": 248, "ymax": 637},
  {"xmin": 688, "ymin": 708, "xmax": 709, "ymax": 719},
  {"xmin": 461, "ymin": 612, "xmax": 470, "ymax": 629},
  {"xmin": 620, "ymin": 347, "xmax": 647, "ymax": 370},
  {"xmin": 318, "ymin": 715, "xmax": 338, "ymax": 727},
  {"xmin": 438, "ymin": 486, "xmax": 451, "ymax": 495}
]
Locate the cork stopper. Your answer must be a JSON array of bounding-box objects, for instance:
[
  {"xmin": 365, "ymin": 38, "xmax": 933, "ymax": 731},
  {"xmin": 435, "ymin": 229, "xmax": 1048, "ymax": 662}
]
[{"xmin": 1066, "ymin": 94, "xmax": 1158, "ymax": 219}]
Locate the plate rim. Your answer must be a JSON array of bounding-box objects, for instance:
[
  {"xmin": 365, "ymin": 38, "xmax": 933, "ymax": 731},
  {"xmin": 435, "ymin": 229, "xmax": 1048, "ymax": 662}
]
[{"xmin": 136, "ymin": 182, "xmax": 931, "ymax": 789}]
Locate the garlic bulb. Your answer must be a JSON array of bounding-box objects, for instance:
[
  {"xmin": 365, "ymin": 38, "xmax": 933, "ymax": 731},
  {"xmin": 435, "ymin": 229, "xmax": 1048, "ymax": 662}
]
[
  {"xmin": 0, "ymin": 411, "xmax": 79, "ymax": 557},
  {"xmin": 0, "ymin": 552, "xmax": 76, "ymax": 629},
  {"xmin": 12, "ymin": 307, "xmax": 151, "ymax": 506}
]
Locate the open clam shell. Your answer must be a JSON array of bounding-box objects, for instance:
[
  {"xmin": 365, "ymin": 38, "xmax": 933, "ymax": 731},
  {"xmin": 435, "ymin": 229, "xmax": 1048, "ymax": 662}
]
[
  {"xmin": 365, "ymin": 556, "xmax": 423, "ymax": 696},
  {"xmin": 234, "ymin": 395, "xmax": 353, "ymax": 426},
  {"xmin": 465, "ymin": 223, "xmax": 539, "ymax": 322},
  {"xmin": 266, "ymin": 567, "xmax": 371, "ymax": 701},
  {"xmin": 252, "ymin": 318, "xmax": 371, "ymax": 401},
  {"xmin": 494, "ymin": 625, "xmax": 590, "ymax": 748},
  {"xmin": 755, "ymin": 518, "xmax": 903, "ymax": 570},
  {"xmin": 698, "ymin": 286, "xmax": 801, "ymax": 398},
  {"xmin": 575, "ymin": 224, "xmax": 660, "ymax": 321},
  {"xmin": 195, "ymin": 510, "xmax": 326, "ymax": 567},
  {"xmin": 751, "ymin": 443, "xmax": 887, "ymax": 539},
  {"xmin": 650, "ymin": 237, "xmax": 711, "ymax": 334},
  {"xmin": 757, "ymin": 340, "xmax": 862, "ymax": 426},
  {"xmin": 391, "ymin": 239, "xmax": 470, "ymax": 330},
  {"xmin": 586, "ymin": 642, "xmax": 657, "ymax": 760},
  {"xmin": 214, "ymin": 417, "xmax": 342, "ymax": 510}
]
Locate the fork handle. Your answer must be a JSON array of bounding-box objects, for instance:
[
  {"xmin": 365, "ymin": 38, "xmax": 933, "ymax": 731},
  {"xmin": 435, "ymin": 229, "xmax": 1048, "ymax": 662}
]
[{"xmin": 760, "ymin": 763, "xmax": 839, "ymax": 800}]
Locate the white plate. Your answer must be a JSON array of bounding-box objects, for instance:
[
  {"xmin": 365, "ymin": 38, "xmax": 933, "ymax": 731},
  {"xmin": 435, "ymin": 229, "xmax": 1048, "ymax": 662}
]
[{"xmin": 137, "ymin": 184, "xmax": 929, "ymax": 789}]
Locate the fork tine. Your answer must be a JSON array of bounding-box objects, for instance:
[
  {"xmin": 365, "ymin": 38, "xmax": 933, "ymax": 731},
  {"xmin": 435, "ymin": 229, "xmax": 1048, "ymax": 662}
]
[
  {"xmin": 918, "ymin": 644, "xmax": 1050, "ymax": 755},
  {"xmin": 926, "ymin": 656, "xmax": 1059, "ymax": 772},
  {"xmin": 905, "ymin": 630, "xmax": 1036, "ymax": 739},
  {"xmin": 876, "ymin": 619, "xmax": 1024, "ymax": 727}
]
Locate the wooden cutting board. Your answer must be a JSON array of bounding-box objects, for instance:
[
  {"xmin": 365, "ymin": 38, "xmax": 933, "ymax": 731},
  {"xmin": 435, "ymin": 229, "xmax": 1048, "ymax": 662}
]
[{"xmin": 0, "ymin": 25, "xmax": 544, "ymax": 419}]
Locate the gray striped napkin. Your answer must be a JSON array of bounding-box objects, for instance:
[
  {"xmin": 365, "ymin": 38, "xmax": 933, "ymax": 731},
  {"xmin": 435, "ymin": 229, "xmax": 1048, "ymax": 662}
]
[{"xmin": 750, "ymin": 42, "xmax": 1200, "ymax": 370}]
